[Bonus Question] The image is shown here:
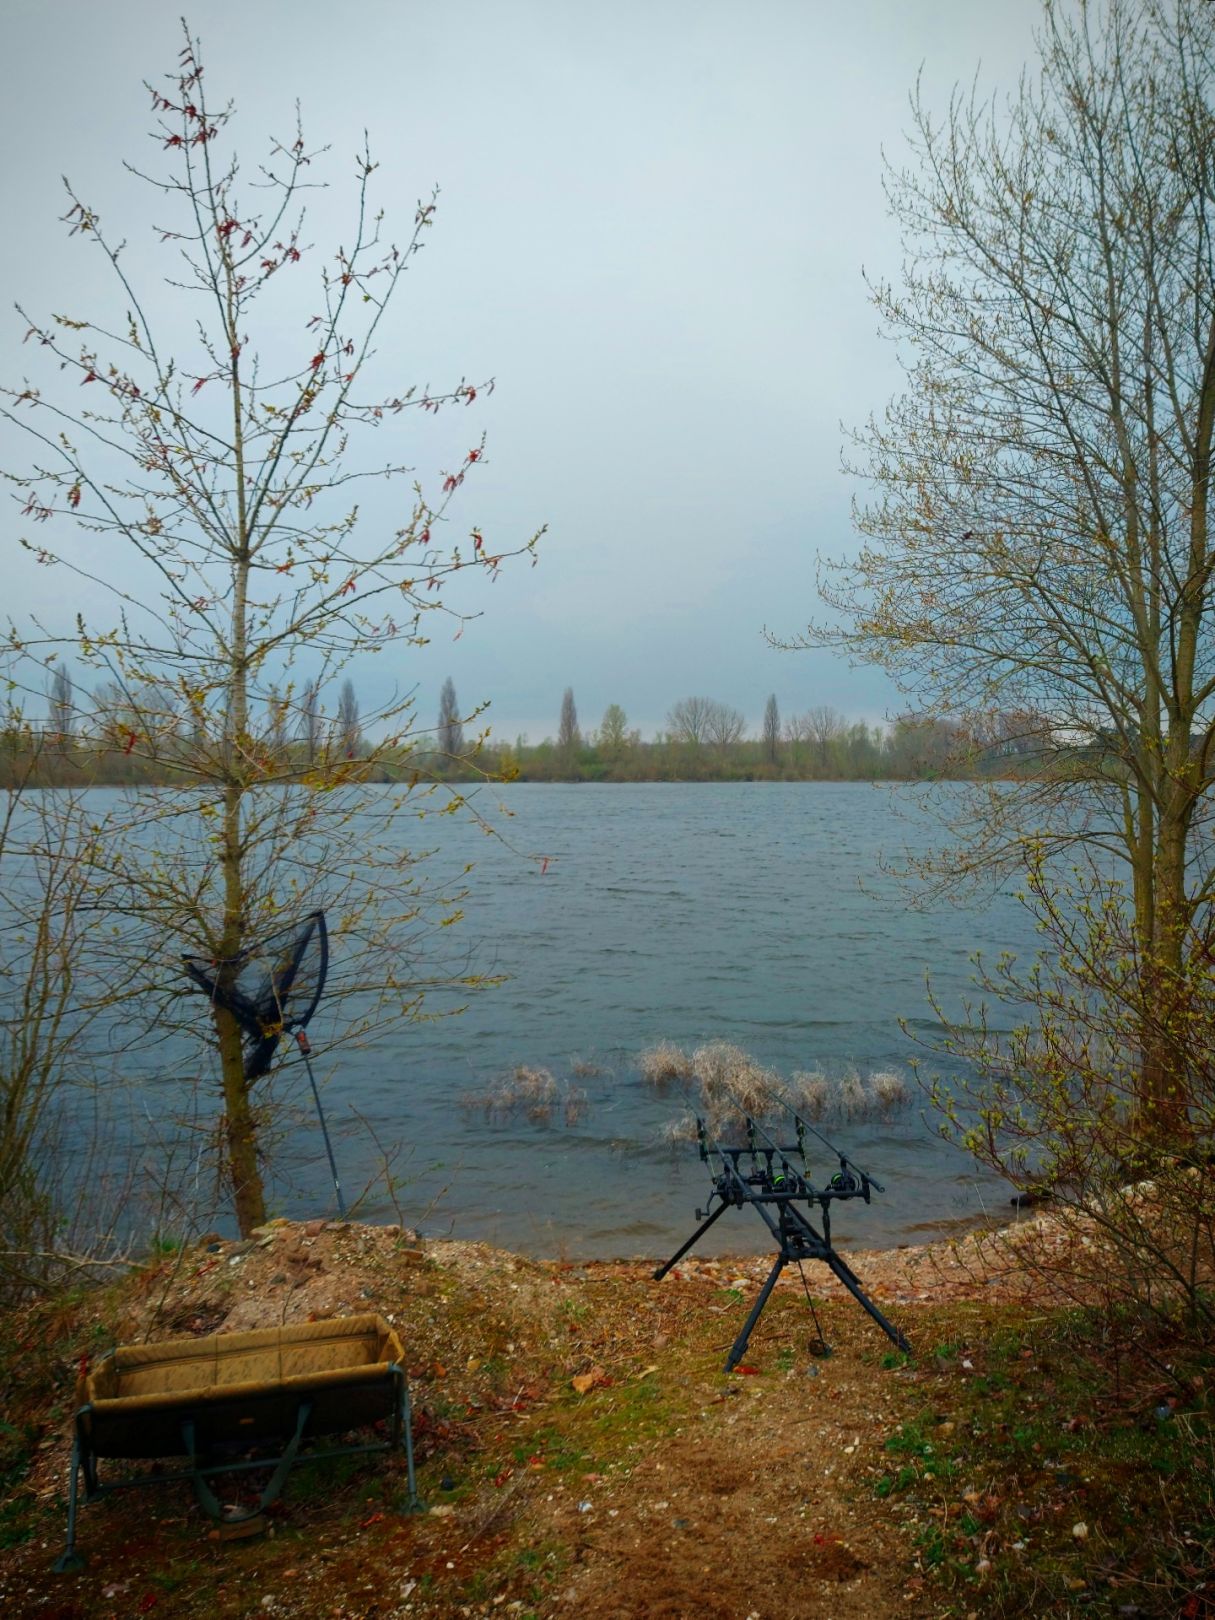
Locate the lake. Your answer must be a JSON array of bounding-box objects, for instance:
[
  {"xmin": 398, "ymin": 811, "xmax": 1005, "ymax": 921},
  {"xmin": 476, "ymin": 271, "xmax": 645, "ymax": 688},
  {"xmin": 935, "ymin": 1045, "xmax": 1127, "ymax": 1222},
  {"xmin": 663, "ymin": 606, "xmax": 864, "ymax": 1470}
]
[{"xmin": 282, "ymin": 781, "xmax": 1042, "ymax": 1258}]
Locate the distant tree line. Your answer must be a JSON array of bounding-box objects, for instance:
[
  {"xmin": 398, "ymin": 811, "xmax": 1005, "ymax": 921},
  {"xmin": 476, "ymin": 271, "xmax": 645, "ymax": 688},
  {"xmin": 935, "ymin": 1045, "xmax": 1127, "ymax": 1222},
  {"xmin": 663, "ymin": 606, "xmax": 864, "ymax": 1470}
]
[
  {"xmin": 5, "ymin": 676, "xmax": 1062, "ymax": 788},
  {"xmin": 432, "ymin": 686, "xmax": 1064, "ymax": 784}
]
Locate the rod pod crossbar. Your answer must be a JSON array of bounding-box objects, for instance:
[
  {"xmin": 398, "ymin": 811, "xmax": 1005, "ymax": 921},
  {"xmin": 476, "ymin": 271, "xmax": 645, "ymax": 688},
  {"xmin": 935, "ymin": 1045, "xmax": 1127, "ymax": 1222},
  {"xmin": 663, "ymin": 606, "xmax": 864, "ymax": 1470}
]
[{"xmin": 654, "ymin": 1115, "xmax": 911, "ymax": 1369}]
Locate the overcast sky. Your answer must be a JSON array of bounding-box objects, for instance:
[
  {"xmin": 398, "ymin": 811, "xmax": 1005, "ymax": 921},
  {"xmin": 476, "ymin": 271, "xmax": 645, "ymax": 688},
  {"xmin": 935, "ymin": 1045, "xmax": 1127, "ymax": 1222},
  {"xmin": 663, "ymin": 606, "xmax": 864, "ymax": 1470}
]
[{"xmin": 1, "ymin": 0, "xmax": 1045, "ymax": 744}]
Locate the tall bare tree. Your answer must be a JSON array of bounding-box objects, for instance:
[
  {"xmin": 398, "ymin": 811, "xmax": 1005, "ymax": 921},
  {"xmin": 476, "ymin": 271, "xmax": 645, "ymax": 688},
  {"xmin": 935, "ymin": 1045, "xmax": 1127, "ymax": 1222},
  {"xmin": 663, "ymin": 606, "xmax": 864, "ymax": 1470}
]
[
  {"xmin": 794, "ymin": 0, "xmax": 1215, "ymax": 1122},
  {"xmin": 557, "ymin": 687, "xmax": 580, "ymax": 758},
  {"xmin": 335, "ymin": 679, "xmax": 362, "ymax": 760},
  {"xmin": 298, "ymin": 678, "xmax": 323, "ymax": 766},
  {"xmin": 703, "ymin": 700, "xmax": 745, "ymax": 751},
  {"xmin": 761, "ymin": 693, "xmax": 780, "ymax": 765},
  {"xmin": 437, "ymin": 676, "xmax": 464, "ymax": 759},
  {"xmin": 666, "ymin": 696, "xmax": 712, "ymax": 747},
  {"xmin": 597, "ymin": 702, "xmax": 630, "ymax": 759},
  {"xmin": 46, "ymin": 667, "xmax": 73, "ymax": 745},
  {"xmin": 2, "ymin": 29, "xmax": 543, "ymax": 1232}
]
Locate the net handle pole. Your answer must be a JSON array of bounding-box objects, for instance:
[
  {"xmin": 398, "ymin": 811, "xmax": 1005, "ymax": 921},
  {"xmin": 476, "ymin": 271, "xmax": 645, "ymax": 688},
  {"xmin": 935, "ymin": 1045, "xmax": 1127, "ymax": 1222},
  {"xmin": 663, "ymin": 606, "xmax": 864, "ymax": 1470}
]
[{"xmin": 295, "ymin": 1033, "xmax": 346, "ymax": 1219}]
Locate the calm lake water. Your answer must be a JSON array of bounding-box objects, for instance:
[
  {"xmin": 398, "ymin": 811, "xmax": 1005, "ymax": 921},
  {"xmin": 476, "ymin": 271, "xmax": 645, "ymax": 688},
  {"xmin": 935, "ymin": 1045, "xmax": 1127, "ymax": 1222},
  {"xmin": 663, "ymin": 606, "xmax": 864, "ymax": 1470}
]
[{"xmin": 276, "ymin": 782, "xmax": 1042, "ymax": 1258}]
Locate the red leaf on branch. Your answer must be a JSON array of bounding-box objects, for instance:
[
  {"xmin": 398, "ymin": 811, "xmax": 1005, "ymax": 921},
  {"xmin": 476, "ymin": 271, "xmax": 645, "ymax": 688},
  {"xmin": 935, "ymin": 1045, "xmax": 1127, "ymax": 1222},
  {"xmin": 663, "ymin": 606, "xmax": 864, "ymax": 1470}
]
[
  {"xmin": 191, "ymin": 377, "xmax": 207, "ymax": 395},
  {"xmin": 67, "ymin": 484, "xmax": 82, "ymax": 509},
  {"xmin": 310, "ymin": 352, "xmax": 324, "ymax": 369},
  {"xmin": 164, "ymin": 134, "xmax": 183, "ymax": 148},
  {"xmin": 81, "ymin": 371, "xmax": 98, "ymax": 385},
  {"xmin": 123, "ymin": 731, "xmax": 137, "ymax": 756},
  {"xmin": 466, "ymin": 448, "xmax": 480, "ymax": 463},
  {"xmin": 338, "ymin": 577, "xmax": 357, "ymax": 596},
  {"xmin": 471, "ymin": 530, "xmax": 483, "ymax": 550}
]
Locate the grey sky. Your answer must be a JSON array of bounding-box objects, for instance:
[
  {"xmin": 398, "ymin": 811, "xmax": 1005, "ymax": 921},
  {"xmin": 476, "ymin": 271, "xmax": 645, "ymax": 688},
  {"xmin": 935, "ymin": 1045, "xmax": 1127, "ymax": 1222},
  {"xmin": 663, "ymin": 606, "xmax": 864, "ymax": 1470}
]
[{"xmin": 1, "ymin": 0, "xmax": 1044, "ymax": 744}]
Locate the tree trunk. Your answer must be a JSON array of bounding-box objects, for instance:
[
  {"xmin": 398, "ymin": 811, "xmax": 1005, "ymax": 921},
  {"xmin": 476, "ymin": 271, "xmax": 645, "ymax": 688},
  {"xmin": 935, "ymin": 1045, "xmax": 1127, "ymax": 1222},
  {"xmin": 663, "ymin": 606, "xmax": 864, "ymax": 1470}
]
[
  {"xmin": 1140, "ymin": 764, "xmax": 1195, "ymax": 1137},
  {"xmin": 213, "ymin": 1000, "xmax": 265, "ymax": 1234}
]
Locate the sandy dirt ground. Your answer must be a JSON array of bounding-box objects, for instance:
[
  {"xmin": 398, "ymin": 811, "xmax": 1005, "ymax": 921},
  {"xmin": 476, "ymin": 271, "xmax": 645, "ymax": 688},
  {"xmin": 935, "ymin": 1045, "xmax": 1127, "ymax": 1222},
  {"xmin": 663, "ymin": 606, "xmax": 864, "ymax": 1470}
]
[{"xmin": 1, "ymin": 1214, "xmax": 1062, "ymax": 1620}]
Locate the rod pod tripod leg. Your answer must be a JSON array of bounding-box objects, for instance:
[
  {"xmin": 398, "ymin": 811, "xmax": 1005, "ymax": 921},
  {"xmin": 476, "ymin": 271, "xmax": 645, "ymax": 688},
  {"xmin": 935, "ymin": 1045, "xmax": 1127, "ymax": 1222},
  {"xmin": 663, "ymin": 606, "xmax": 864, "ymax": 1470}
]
[
  {"xmin": 651, "ymin": 1198, "xmax": 728, "ymax": 1281},
  {"xmin": 821, "ymin": 1251, "xmax": 911, "ymax": 1354},
  {"xmin": 725, "ymin": 1253, "xmax": 787, "ymax": 1371}
]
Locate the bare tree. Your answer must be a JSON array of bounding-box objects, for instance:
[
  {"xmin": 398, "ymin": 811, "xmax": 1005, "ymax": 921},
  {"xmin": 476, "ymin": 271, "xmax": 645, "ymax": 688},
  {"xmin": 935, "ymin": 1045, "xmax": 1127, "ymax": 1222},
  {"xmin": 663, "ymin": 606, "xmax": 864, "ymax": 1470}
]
[
  {"xmin": 264, "ymin": 686, "xmax": 290, "ymax": 765},
  {"xmin": 2, "ymin": 29, "xmax": 543, "ymax": 1232},
  {"xmin": 47, "ymin": 666, "xmax": 73, "ymax": 745},
  {"xmin": 336, "ymin": 679, "xmax": 362, "ymax": 759},
  {"xmin": 298, "ymin": 677, "xmax": 323, "ymax": 766},
  {"xmin": 792, "ymin": 0, "xmax": 1215, "ymax": 1121},
  {"xmin": 438, "ymin": 676, "xmax": 464, "ymax": 758},
  {"xmin": 761, "ymin": 693, "xmax": 780, "ymax": 765},
  {"xmin": 597, "ymin": 702, "xmax": 630, "ymax": 759},
  {"xmin": 703, "ymin": 700, "xmax": 745, "ymax": 751},
  {"xmin": 666, "ymin": 695, "xmax": 712, "ymax": 747},
  {"xmin": 557, "ymin": 687, "xmax": 580, "ymax": 757},
  {"xmin": 802, "ymin": 704, "xmax": 846, "ymax": 775}
]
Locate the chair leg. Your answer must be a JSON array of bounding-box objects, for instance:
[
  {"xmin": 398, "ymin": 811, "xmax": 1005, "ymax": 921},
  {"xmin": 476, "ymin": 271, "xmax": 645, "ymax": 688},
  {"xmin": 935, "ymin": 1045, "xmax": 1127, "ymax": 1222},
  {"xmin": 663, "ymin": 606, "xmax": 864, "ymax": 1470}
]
[
  {"xmin": 53, "ymin": 1435, "xmax": 86, "ymax": 1573},
  {"xmin": 398, "ymin": 1375, "xmax": 424, "ymax": 1513}
]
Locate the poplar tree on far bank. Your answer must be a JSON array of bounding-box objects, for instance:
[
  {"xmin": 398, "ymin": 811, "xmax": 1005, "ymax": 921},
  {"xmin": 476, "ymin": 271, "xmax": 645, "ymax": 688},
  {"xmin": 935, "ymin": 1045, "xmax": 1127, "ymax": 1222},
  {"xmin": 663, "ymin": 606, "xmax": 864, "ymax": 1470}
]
[
  {"xmin": 762, "ymin": 694, "xmax": 780, "ymax": 765},
  {"xmin": 437, "ymin": 676, "xmax": 464, "ymax": 759},
  {"xmin": 557, "ymin": 688, "xmax": 580, "ymax": 759}
]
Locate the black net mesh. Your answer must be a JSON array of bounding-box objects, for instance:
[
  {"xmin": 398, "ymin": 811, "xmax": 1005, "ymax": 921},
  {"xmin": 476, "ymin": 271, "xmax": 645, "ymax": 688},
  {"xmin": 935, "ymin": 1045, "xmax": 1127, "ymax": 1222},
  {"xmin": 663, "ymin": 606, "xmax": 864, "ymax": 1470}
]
[{"xmin": 182, "ymin": 911, "xmax": 329, "ymax": 1081}]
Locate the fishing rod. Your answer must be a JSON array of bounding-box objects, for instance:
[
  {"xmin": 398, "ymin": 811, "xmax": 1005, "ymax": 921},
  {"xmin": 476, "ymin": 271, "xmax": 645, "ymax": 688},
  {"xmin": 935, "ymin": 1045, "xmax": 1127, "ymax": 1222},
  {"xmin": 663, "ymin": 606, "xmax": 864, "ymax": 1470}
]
[{"xmin": 654, "ymin": 1059, "xmax": 910, "ymax": 1366}]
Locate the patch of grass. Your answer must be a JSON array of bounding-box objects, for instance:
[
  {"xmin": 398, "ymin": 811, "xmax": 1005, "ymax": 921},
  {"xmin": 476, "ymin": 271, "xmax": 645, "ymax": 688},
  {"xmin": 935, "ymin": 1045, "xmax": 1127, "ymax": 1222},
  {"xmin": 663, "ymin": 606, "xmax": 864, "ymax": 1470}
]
[
  {"xmin": 0, "ymin": 1494, "xmax": 36, "ymax": 1550},
  {"xmin": 871, "ymin": 1305, "xmax": 1214, "ymax": 1616}
]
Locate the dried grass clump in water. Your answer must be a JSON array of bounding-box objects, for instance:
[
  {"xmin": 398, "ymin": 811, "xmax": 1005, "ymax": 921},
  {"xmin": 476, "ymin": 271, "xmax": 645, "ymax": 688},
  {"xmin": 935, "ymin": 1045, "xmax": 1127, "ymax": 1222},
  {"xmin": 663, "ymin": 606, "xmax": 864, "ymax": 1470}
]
[
  {"xmin": 659, "ymin": 1113, "xmax": 699, "ymax": 1148},
  {"xmin": 569, "ymin": 1055, "xmax": 606, "ymax": 1080},
  {"xmin": 461, "ymin": 1066, "xmax": 589, "ymax": 1127},
  {"xmin": 638, "ymin": 1041, "xmax": 695, "ymax": 1086},
  {"xmin": 790, "ymin": 1069, "xmax": 830, "ymax": 1121},
  {"xmin": 870, "ymin": 1069, "xmax": 912, "ymax": 1115},
  {"xmin": 837, "ymin": 1065, "xmax": 868, "ymax": 1122},
  {"xmin": 691, "ymin": 1041, "xmax": 782, "ymax": 1133},
  {"xmin": 789, "ymin": 1066, "xmax": 912, "ymax": 1124}
]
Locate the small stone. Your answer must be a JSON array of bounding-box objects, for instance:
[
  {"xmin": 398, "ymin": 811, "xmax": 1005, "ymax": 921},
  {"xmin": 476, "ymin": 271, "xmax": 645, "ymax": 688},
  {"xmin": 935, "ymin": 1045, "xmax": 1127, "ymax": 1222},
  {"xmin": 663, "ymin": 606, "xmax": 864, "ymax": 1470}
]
[{"xmin": 1072, "ymin": 1521, "xmax": 1089, "ymax": 1539}]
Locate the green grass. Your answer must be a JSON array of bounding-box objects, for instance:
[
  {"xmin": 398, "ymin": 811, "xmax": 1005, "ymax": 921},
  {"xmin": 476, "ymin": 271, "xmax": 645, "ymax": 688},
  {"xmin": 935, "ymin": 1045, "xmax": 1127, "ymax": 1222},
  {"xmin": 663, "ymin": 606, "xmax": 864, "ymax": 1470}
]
[{"xmin": 869, "ymin": 1306, "xmax": 1214, "ymax": 1616}]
